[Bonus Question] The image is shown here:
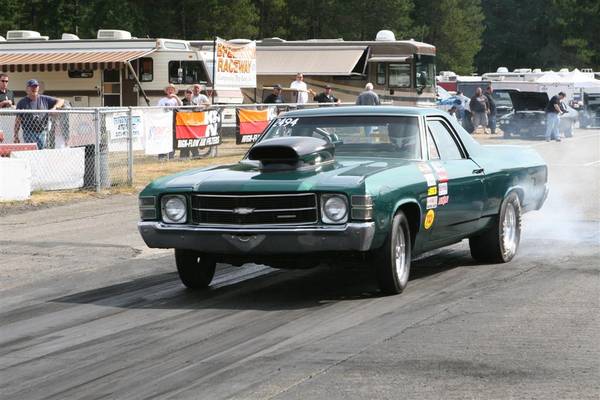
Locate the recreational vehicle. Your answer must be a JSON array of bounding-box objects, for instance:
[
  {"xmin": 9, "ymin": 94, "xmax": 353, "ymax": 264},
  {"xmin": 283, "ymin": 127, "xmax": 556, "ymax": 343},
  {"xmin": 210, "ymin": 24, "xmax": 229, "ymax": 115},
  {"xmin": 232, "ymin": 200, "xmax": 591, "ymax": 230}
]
[
  {"xmin": 0, "ymin": 29, "xmax": 242, "ymax": 108},
  {"xmin": 191, "ymin": 30, "xmax": 437, "ymax": 106}
]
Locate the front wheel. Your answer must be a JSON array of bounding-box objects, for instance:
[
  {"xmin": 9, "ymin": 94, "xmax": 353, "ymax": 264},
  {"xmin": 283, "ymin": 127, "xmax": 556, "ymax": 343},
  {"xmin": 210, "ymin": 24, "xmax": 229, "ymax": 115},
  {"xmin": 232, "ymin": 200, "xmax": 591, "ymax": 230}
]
[
  {"xmin": 175, "ymin": 249, "xmax": 216, "ymax": 289},
  {"xmin": 469, "ymin": 192, "xmax": 522, "ymax": 263},
  {"xmin": 375, "ymin": 211, "xmax": 412, "ymax": 295}
]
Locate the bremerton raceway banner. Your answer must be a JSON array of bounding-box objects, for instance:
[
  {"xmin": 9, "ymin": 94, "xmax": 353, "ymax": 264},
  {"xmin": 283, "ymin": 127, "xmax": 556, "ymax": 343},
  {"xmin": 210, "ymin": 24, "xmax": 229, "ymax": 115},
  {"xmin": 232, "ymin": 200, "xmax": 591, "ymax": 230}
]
[
  {"xmin": 214, "ymin": 37, "xmax": 256, "ymax": 88},
  {"xmin": 175, "ymin": 110, "xmax": 221, "ymax": 150},
  {"xmin": 236, "ymin": 107, "xmax": 276, "ymax": 144}
]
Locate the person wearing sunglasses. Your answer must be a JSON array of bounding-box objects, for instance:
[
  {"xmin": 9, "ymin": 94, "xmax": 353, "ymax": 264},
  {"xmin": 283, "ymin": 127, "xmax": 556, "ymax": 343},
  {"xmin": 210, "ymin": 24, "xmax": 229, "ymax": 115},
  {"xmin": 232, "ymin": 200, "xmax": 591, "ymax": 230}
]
[
  {"xmin": 0, "ymin": 74, "xmax": 14, "ymax": 109},
  {"xmin": 14, "ymin": 79, "xmax": 64, "ymax": 149}
]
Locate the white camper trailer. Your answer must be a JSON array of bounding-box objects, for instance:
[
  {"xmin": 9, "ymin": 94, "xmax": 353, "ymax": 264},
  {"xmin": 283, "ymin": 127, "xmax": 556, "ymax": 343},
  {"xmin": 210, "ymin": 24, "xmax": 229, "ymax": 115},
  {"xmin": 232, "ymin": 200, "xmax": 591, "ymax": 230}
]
[{"xmin": 0, "ymin": 30, "xmax": 243, "ymax": 107}]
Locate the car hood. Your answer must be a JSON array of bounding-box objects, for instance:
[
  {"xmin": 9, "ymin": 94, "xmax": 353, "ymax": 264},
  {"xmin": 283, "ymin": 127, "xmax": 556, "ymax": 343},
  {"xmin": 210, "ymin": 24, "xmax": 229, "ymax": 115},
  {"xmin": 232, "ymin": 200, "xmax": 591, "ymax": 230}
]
[
  {"xmin": 509, "ymin": 91, "xmax": 549, "ymax": 111},
  {"xmin": 143, "ymin": 157, "xmax": 415, "ymax": 194}
]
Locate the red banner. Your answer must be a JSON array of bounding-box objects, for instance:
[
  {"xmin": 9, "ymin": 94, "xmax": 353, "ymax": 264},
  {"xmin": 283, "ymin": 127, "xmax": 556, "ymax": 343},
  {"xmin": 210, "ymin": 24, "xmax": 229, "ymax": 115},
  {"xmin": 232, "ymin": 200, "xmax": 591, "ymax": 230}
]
[{"xmin": 236, "ymin": 108, "xmax": 274, "ymax": 144}]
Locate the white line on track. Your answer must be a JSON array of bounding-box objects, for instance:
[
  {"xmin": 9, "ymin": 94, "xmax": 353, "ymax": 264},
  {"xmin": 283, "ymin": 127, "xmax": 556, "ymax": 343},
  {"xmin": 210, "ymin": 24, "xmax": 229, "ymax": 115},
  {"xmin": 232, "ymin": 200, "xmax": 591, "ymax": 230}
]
[{"xmin": 583, "ymin": 160, "xmax": 600, "ymax": 166}]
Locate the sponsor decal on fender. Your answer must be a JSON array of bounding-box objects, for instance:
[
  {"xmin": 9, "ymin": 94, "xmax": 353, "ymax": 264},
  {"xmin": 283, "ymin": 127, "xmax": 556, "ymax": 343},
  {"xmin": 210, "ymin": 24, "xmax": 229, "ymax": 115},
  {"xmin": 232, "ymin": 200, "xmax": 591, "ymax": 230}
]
[
  {"xmin": 424, "ymin": 173, "xmax": 436, "ymax": 187},
  {"xmin": 424, "ymin": 209, "xmax": 435, "ymax": 229},
  {"xmin": 427, "ymin": 186, "xmax": 438, "ymax": 196},
  {"xmin": 438, "ymin": 182, "xmax": 448, "ymax": 196},
  {"xmin": 438, "ymin": 195, "xmax": 450, "ymax": 206},
  {"xmin": 426, "ymin": 196, "xmax": 438, "ymax": 209},
  {"xmin": 431, "ymin": 161, "xmax": 449, "ymax": 182}
]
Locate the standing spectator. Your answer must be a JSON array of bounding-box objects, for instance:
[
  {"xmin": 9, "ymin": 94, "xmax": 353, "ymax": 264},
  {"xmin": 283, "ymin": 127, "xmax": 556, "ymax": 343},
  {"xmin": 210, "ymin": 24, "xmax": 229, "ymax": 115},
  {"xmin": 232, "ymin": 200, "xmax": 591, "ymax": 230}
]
[
  {"xmin": 179, "ymin": 88, "xmax": 200, "ymax": 159},
  {"xmin": 264, "ymin": 84, "xmax": 284, "ymax": 103},
  {"xmin": 158, "ymin": 84, "xmax": 182, "ymax": 107},
  {"xmin": 290, "ymin": 73, "xmax": 309, "ymax": 104},
  {"xmin": 484, "ymin": 86, "xmax": 497, "ymax": 134},
  {"xmin": 14, "ymin": 79, "xmax": 64, "ymax": 149},
  {"xmin": 314, "ymin": 85, "xmax": 340, "ymax": 104},
  {"xmin": 356, "ymin": 83, "xmax": 381, "ymax": 105},
  {"xmin": 192, "ymin": 84, "xmax": 210, "ymax": 106},
  {"xmin": 157, "ymin": 84, "xmax": 180, "ymax": 160},
  {"xmin": 456, "ymin": 90, "xmax": 472, "ymax": 131},
  {"xmin": 545, "ymin": 92, "xmax": 566, "ymax": 142},
  {"xmin": 0, "ymin": 74, "xmax": 15, "ymax": 108},
  {"xmin": 469, "ymin": 87, "xmax": 490, "ymax": 134},
  {"xmin": 181, "ymin": 88, "xmax": 194, "ymax": 106},
  {"xmin": 448, "ymin": 106, "xmax": 459, "ymax": 121}
]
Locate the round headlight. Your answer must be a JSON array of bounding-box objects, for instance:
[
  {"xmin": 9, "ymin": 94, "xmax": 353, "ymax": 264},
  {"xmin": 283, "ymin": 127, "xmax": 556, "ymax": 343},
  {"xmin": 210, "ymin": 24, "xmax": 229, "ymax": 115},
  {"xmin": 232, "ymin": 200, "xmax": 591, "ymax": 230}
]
[
  {"xmin": 322, "ymin": 195, "xmax": 348, "ymax": 223},
  {"xmin": 162, "ymin": 196, "xmax": 187, "ymax": 223}
]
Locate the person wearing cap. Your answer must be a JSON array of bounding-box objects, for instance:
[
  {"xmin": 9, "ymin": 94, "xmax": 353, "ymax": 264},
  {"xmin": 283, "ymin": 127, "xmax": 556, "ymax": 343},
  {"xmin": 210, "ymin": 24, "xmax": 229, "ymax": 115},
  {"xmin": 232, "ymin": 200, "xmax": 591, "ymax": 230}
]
[
  {"xmin": 264, "ymin": 84, "xmax": 284, "ymax": 104},
  {"xmin": 14, "ymin": 79, "xmax": 64, "ymax": 149},
  {"xmin": 157, "ymin": 84, "xmax": 182, "ymax": 107},
  {"xmin": 181, "ymin": 88, "xmax": 195, "ymax": 106},
  {"xmin": 313, "ymin": 85, "xmax": 340, "ymax": 104}
]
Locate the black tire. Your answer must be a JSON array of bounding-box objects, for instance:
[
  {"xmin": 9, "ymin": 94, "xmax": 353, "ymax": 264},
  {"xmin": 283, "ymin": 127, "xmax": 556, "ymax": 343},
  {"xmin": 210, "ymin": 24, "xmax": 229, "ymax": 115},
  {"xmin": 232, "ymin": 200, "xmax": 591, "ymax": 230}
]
[
  {"xmin": 469, "ymin": 192, "xmax": 522, "ymax": 263},
  {"xmin": 375, "ymin": 211, "xmax": 412, "ymax": 295},
  {"xmin": 175, "ymin": 249, "xmax": 216, "ymax": 289}
]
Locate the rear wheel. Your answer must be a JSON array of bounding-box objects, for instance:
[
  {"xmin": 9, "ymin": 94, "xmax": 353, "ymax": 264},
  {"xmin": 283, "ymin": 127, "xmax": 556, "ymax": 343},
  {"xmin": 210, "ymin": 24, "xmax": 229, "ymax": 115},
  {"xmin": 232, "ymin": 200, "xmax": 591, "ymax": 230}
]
[
  {"xmin": 175, "ymin": 249, "xmax": 216, "ymax": 289},
  {"xmin": 469, "ymin": 192, "xmax": 522, "ymax": 263},
  {"xmin": 375, "ymin": 211, "xmax": 411, "ymax": 295}
]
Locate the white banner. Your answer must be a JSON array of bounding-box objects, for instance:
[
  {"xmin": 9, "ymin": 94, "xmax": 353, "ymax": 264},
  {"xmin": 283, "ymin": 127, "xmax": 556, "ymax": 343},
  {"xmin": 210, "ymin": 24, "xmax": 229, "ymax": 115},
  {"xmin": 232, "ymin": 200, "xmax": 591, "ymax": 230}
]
[
  {"xmin": 214, "ymin": 37, "xmax": 256, "ymax": 88},
  {"xmin": 141, "ymin": 109, "xmax": 173, "ymax": 155},
  {"xmin": 106, "ymin": 112, "xmax": 144, "ymax": 152}
]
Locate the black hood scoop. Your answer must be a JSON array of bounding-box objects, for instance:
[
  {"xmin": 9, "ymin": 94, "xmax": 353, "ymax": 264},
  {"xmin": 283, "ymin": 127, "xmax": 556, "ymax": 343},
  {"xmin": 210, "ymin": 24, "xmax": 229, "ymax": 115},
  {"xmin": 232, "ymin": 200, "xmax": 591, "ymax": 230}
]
[{"xmin": 248, "ymin": 137, "xmax": 335, "ymax": 171}]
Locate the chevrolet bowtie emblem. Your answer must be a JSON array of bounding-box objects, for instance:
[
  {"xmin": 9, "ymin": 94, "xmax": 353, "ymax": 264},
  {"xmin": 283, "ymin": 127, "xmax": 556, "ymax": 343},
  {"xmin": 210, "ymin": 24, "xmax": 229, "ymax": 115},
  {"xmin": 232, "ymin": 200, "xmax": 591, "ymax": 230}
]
[{"xmin": 233, "ymin": 207, "xmax": 254, "ymax": 215}]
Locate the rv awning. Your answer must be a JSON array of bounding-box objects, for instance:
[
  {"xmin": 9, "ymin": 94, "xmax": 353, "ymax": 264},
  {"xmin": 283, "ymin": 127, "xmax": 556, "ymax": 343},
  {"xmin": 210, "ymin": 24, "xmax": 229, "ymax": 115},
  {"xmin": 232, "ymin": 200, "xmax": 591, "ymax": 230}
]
[
  {"xmin": 368, "ymin": 56, "xmax": 412, "ymax": 63},
  {"xmin": 257, "ymin": 46, "xmax": 367, "ymax": 75},
  {"xmin": 0, "ymin": 48, "xmax": 157, "ymax": 65}
]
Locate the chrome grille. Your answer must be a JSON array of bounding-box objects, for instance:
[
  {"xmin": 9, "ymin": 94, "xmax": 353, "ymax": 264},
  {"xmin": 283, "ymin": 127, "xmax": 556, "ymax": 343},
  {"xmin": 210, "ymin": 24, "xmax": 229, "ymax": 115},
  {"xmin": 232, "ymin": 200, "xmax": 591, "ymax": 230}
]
[{"xmin": 191, "ymin": 193, "xmax": 318, "ymax": 225}]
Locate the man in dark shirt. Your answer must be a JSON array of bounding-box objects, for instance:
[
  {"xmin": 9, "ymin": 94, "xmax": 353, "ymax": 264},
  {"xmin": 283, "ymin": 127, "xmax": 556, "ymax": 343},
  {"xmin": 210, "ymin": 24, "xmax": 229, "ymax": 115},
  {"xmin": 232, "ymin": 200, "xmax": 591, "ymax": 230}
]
[
  {"xmin": 544, "ymin": 92, "xmax": 565, "ymax": 142},
  {"xmin": 313, "ymin": 85, "xmax": 340, "ymax": 104},
  {"xmin": 0, "ymin": 74, "xmax": 15, "ymax": 108},
  {"xmin": 14, "ymin": 79, "xmax": 65, "ymax": 149},
  {"xmin": 484, "ymin": 86, "xmax": 497, "ymax": 134},
  {"xmin": 263, "ymin": 84, "xmax": 284, "ymax": 104}
]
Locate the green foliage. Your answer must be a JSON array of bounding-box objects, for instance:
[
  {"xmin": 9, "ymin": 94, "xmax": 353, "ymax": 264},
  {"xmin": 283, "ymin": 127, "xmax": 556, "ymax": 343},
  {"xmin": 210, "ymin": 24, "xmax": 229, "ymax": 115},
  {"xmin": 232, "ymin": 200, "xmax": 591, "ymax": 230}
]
[{"xmin": 1, "ymin": 0, "xmax": 598, "ymax": 72}]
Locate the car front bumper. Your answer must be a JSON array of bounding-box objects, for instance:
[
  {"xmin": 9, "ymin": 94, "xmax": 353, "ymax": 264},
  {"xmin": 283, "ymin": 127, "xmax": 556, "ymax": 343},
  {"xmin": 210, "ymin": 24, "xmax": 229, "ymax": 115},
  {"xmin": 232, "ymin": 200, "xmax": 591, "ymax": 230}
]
[{"xmin": 138, "ymin": 221, "xmax": 377, "ymax": 254}]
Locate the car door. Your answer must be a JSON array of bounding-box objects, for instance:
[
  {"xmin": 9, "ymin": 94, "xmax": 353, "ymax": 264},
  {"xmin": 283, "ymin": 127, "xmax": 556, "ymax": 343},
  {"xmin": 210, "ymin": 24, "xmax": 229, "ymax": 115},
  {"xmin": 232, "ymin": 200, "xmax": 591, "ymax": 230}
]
[{"xmin": 425, "ymin": 117, "xmax": 485, "ymax": 243}]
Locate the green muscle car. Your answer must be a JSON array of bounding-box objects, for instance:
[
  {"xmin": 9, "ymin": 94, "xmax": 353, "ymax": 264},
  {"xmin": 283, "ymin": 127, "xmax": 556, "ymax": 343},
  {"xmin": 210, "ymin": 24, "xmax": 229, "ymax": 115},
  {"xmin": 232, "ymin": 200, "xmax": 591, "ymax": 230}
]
[{"xmin": 138, "ymin": 106, "xmax": 549, "ymax": 295}]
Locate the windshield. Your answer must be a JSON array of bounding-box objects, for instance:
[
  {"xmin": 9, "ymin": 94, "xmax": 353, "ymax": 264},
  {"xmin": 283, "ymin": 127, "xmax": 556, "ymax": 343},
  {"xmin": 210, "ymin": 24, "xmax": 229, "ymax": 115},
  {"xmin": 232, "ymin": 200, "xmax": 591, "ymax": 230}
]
[
  {"xmin": 493, "ymin": 91, "xmax": 513, "ymax": 108},
  {"xmin": 259, "ymin": 115, "xmax": 422, "ymax": 159}
]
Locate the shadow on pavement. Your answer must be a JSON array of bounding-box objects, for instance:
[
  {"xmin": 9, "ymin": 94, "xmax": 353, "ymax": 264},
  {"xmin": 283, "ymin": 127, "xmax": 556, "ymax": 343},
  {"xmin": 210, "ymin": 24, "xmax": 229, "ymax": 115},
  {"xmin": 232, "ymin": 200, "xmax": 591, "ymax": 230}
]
[{"xmin": 51, "ymin": 247, "xmax": 474, "ymax": 311}]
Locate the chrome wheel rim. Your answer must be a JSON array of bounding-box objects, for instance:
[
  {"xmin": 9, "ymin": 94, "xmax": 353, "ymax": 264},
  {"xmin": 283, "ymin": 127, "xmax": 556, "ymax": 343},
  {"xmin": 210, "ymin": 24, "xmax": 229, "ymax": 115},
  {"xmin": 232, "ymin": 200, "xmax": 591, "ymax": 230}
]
[
  {"xmin": 502, "ymin": 203, "xmax": 518, "ymax": 258},
  {"xmin": 394, "ymin": 226, "xmax": 409, "ymax": 285}
]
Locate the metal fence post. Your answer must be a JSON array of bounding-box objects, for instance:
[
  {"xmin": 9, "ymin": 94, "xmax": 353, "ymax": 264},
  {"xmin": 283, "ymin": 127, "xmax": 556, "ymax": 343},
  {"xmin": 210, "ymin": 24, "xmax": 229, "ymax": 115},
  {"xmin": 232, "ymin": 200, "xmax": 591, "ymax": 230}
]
[
  {"xmin": 94, "ymin": 108, "xmax": 101, "ymax": 193},
  {"xmin": 127, "ymin": 107, "xmax": 133, "ymax": 186}
]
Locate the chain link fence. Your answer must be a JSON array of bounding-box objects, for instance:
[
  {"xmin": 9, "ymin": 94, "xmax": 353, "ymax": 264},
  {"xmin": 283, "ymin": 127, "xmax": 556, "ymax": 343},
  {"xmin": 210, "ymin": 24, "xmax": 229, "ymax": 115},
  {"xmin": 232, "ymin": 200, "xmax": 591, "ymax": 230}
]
[{"xmin": 0, "ymin": 102, "xmax": 352, "ymax": 195}]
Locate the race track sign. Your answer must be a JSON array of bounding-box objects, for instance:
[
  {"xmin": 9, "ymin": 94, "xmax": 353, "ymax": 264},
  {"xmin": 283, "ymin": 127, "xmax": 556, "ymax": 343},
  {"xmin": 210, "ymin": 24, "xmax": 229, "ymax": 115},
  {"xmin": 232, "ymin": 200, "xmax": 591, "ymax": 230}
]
[
  {"xmin": 214, "ymin": 37, "xmax": 256, "ymax": 88},
  {"xmin": 175, "ymin": 110, "xmax": 221, "ymax": 149}
]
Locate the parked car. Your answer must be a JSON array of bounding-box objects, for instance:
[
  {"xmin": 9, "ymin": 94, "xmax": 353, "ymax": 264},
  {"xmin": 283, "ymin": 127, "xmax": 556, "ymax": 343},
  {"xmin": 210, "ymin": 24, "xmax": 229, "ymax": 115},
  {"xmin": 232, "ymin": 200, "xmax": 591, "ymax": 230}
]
[
  {"xmin": 138, "ymin": 106, "xmax": 549, "ymax": 295},
  {"xmin": 580, "ymin": 92, "xmax": 600, "ymax": 128},
  {"xmin": 498, "ymin": 91, "xmax": 578, "ymax": 138}
]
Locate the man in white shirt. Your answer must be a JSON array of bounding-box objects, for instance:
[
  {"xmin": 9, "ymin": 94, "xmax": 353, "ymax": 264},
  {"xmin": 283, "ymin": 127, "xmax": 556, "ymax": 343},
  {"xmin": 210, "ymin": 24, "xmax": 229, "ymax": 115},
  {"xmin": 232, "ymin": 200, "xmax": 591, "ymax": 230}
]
[
  {"xmin": 290, "ymin": 73, "xmax": 308, "ymax": 104},
  {"xmin": 157, "ymin": 84, "xmax": 182, "ymax": 107},
  {"xmin": 192, "ymin": 84, "xmax": 210, "ymax": 106}
]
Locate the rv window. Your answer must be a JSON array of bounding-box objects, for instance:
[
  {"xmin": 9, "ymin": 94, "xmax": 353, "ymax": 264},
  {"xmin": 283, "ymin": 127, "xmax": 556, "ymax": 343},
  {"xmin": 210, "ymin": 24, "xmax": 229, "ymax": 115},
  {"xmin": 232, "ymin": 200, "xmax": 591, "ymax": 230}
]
[
  {"xmin": 416, "ymin": 55, "xmax": 435, "ymax": 88},
  {"xmin": 168, "ymin": 61, "xmax": 209, "ymax": 85},
  {"xmin": 164, "ymin": 41, "xmax": 187, "ymax": 50},
  {"xmin": 139, "ymin": 58, "xmax": 153, "ymax": 82},
  {"xmin": 376, "ymin": 63, "xmax": 386, "ymax": 85},
  {"xmin": 68, "ymin": 69, "xmax": 94, "ymax": 79},
  {"xmin": 389, "ymin": 64, "xmax": 411, "ymax": 87}
]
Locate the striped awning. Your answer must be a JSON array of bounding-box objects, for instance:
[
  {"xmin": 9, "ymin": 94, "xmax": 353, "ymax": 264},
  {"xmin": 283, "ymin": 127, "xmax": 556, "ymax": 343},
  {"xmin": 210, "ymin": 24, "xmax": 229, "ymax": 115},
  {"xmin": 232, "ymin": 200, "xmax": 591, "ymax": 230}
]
[{"xmin": 0, "ymin": 48, "xmax": 156, "ymax": 65}]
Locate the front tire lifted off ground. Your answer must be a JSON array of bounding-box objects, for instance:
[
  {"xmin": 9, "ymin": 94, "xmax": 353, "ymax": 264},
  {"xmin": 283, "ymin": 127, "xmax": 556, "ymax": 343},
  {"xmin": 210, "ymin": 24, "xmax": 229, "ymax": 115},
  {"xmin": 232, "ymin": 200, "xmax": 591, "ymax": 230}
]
[
  {"xmin": 375, "ymin": 211, "xmax": 412, "ymax": 295},
  {"xmin": 175, "ymin": 249, "xmax": 216, "ymax": 289}
]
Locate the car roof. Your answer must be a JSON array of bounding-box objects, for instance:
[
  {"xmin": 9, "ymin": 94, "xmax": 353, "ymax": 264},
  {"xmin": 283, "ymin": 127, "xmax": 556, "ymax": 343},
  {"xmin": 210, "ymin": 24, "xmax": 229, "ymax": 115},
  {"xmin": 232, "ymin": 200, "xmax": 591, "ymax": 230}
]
[{"xmin": 279, "ymin": 105, "xmax": 446, "ymax": 118}]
